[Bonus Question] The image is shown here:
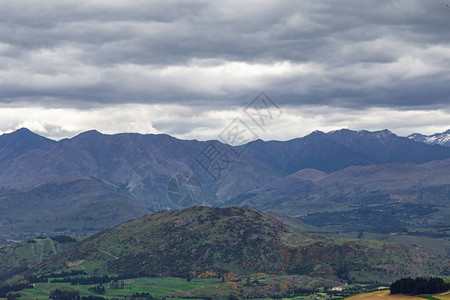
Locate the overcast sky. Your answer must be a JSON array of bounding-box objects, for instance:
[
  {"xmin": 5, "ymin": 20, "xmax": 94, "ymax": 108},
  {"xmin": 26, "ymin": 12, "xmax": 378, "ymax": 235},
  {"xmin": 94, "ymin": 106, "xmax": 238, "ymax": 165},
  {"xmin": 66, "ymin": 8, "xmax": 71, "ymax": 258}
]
[{"xmin": 1, "ymin": 0, "xmax": 450, "ymax": 141}]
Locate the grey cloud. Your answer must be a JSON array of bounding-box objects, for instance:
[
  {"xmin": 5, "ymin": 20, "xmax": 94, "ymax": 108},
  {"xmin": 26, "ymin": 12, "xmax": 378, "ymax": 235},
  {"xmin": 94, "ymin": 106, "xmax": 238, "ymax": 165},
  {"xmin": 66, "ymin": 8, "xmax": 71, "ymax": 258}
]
[{"xmin": 0, "ymin": 0, "xmax": 450, "ymax": 109}]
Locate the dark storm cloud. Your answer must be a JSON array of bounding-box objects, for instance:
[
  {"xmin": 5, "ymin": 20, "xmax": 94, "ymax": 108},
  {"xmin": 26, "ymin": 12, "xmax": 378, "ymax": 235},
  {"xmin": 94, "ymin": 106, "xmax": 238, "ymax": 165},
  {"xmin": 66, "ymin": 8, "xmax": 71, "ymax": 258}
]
[{"xmin": 0, "ymin": 0, "xmax": 450, "ymax": 109}]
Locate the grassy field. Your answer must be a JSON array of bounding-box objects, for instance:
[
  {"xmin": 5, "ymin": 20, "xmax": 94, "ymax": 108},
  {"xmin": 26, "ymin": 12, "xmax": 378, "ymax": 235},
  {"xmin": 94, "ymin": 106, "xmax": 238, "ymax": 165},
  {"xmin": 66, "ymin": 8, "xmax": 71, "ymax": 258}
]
[
  {"xmin": 13, "ymin": 277, "xmax": 224, "ymax": 299},
  {"xmin": 1, "ymin": 274, "xmax": 357, "ymax": 299},
  {"xmin": 4, "ymin": 277, "xmax": 449, "ymax": 300},
  {"xmin": 347, "ymin": 291, "xmax": 450, "ymax": 300}
]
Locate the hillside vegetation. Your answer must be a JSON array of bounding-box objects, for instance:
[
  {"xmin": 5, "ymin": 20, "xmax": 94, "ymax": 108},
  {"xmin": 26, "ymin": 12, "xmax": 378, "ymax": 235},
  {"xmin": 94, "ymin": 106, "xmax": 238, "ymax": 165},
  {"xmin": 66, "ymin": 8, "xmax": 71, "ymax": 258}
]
[
  {"xmin": 24, "ymin": 207, "xmax": 448, "ymax": 284},
  {"xmin": 0, "ymin": 237, "xmax": 80, "ymax": 281}
]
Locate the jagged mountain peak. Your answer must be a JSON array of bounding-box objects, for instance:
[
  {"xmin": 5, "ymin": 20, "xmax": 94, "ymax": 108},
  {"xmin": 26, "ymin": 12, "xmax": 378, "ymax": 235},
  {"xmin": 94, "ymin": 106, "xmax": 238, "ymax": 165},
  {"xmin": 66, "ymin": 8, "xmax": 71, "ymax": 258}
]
[
  {"xmin": 407, "ymin": 129, "xmax": 450, "ymax": 147},
  {"xmin": 310, "ymin": 130, "xmax": 326, "ymax": 135},
  {"xmin": 13, "ymin": 127, "xmax": 33, "ymax": 135},
  {"xmin": 356, "ymin": 129, "xmax": 395, "ymax": 138},
  {"xmin": 0, "ymin": 128, "xmax": 56, "ymax": 162},
  {"xmin": 2, "ymin": 127, "xmax": 52, "ymax": 140},
  {"xmin": 303, "ymin": 130, "xmax": 327, "ymax": 140},
  {"xmin": 72, "ymin": 129, "xmax": 105, "ymax": 139},
  {"xmin": 409, "ymin": 132, "xmax": 424, "ymax": 137},
  {"xmin": 325, "ymin": 128, "xmax": 396, "ymax": 140}
]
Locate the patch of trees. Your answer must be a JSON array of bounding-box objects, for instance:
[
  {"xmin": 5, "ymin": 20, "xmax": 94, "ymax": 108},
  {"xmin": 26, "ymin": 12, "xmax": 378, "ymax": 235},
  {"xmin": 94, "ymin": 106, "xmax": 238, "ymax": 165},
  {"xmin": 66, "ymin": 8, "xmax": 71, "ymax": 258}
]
[
  {"xmin": 51, "ymin": 275, "xmax": 117, "ymax": 285},
  {"xmin": 390, "ymin": 277, "xmax": 450, "ymax": 295},
  {"xmin": 50, "ymin": 235, "xmax": 77, "ymax": 243},
  {"xmin": 49, "ymin": 272, "xmax": 148, "ymax": 286},
  {"xmin": 26, "ymin": 270, "xmax": 87, "ymax": 283},
  {"xmin": 81, "ymin": 296, "xmax": 106, "ymax": 300},
  {"xmin": 49, "ymin": 289, "xmax": 80, "ymax": 300},
  {"xmin": 334, "ymin": 265, "xmax": 352, "ymax": 282},
  {"xmin": 25, "ymin": 275, "xmax": 48, "ymax": 283},
  {"xmin": 109, "ymin": 280, "xmax": 124, "ymax": 290},
  {"xmin": 243, "ymin": 277, "xmax": 265, "ymax": 287},
  {"xmin": 0, "ymin": 283, "xmax": 32, "ymax": 297},
  {"xmin": 131, "ymin": 292, "xmax": 158, "ymax": 299},
  {"xmin": 88, "ymin": 284, "xmax": 105, "ymax": 295}
]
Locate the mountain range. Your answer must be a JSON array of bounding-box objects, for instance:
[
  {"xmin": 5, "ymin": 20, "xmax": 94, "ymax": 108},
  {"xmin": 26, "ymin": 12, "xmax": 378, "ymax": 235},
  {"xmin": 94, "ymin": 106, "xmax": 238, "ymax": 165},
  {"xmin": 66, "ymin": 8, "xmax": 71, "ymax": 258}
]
[
  {"xmin": 408, "ymin": 130, "xmax": 450, "ymax": 147},
  {"xmin": 1, "ymin": 128, "xmax": 450, "ymax": 241},
  {"xmin": 242, "ymin": 129, "xmax": 450, "ymax": 173}
]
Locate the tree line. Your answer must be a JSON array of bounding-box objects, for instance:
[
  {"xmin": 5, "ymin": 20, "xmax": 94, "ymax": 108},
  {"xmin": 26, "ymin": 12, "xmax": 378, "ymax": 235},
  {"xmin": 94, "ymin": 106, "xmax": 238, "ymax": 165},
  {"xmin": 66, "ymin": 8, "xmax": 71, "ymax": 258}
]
[
  {"xmin": 48, "ymin": 288, "xmax": 160, "ymax": 299},
  {"xmin": 390, "ymin": 277, "xmax": 450, "ymax": 295},
  {"xmin": 0, "ymin": 283, "xmax": 33, "ymax": 298},
  {"xmin": 51, "ymin": 275, "xmax": 118, "ymax": 285}
]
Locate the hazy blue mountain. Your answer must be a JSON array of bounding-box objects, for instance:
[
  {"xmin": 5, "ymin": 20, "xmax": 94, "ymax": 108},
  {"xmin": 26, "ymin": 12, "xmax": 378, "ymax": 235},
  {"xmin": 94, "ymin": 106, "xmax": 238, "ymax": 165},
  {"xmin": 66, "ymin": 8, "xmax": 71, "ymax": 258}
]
[
  {"xmin": 0, "ymin": 128, "xmax": 55, "ymax": 162},
  {"xmin": 1, "ymin": 128, "xmax": 450, "ymax": 239},
  {"xmin": 238, "ymin": 131, "xmax": 372, "ymax": 173},
  {"xmin": 408, "ymin": 129, "xmax": 450, "ymax": 147},
  {"xmin": 2, "ymin": 128, "xmax": 450, "ymax": 208},
  {"xmin": 0, "ymin": 177, "xmax": 147, "ymax": 240},
  {"xmin": 237, "ymin": 159, "xmax": 450, "ymax": 213},
  {"xmin": 233, "ymin": 159, "xmax": 450, "ymax": 243},
  {"xmin": 240, "ymin": 129, "xmax": 450, "ymax": 173},
  {"xmin": 0, "ymin": 129, "xmax": 281, "ymax": 211}
]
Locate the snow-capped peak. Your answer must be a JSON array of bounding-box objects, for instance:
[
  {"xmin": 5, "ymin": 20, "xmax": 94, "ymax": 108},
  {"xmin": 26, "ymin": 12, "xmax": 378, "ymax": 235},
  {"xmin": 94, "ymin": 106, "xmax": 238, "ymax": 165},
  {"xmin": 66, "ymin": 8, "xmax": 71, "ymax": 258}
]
[{"xmin": 407, "ymin": 130, "xmax": 450, "ymax": 147}]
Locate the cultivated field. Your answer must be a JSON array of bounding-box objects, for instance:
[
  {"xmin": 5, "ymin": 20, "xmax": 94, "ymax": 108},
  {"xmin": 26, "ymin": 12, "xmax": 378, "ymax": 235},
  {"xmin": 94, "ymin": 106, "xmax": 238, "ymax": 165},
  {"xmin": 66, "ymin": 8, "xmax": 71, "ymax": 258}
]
[{"xmin": 347, "ymin": 290, "xmax": 450, "ymax": 300}]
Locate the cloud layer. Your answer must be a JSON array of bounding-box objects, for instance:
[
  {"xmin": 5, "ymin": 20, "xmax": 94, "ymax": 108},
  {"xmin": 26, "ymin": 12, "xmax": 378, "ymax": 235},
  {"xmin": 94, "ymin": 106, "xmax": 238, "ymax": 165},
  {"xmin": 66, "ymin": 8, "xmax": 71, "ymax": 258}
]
[
  {"xmin": 1, "ymin": 104, "xmax": 449, "ymax": 141},
  {"xmin": 0, "ymin": 0, "xmax": 449, "ymax": 139}
]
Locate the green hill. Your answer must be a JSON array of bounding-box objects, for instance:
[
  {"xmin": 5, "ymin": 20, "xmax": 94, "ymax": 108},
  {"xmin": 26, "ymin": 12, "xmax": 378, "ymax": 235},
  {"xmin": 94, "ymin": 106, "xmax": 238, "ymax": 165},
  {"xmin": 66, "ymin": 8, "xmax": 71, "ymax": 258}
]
[
  {"xmin": 0, "ymin": 236, "xmax": 80, "ymax": 281},
  {"xmin": 22, "ymin": 207, "xmax": 448, "ymax": 284}
]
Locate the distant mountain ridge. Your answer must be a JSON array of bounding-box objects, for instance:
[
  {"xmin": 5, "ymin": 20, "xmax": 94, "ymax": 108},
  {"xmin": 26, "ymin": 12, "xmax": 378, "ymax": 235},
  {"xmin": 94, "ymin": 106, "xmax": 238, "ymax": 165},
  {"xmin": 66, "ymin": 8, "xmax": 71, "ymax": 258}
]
[
  {"xmin": 1, "ymin": 128, "xmax": 450, "ymax": 238},
  {"xmin": 408, "ymin": 129, "xmax": 450, "ymax": 147},
  {"xmin": 236, "ymin": 159, "xmax": 450, "ymax": 213},
  {"xmin": 0, "ymin": 176, "xmax": 147, "ymax": 242},
  {"xmin": 241, "ymin": 129, "xmax": 450, "ymax": 173},
  {"xmin": 0, "ymin": 129, "xmax": 281, "ymax": 208}
]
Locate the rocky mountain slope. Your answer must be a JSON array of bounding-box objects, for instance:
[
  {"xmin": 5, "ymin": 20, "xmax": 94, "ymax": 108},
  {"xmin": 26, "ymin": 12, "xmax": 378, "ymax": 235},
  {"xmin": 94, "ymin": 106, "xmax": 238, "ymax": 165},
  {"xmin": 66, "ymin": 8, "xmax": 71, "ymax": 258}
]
[{"xmin": 408, "ymin": 130, "xmax": 450, "ymax": 147}]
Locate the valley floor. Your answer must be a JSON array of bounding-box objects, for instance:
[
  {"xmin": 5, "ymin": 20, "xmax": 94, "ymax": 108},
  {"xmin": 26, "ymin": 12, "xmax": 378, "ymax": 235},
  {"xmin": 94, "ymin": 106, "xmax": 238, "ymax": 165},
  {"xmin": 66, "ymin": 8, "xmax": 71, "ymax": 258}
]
[
  {"xmin": 0, "ymin": 275, "xmax": 383, "ymax": 299},
  {"xmin": 2, "ymin": 276, "xmax": 450, "ymax": 299}
]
